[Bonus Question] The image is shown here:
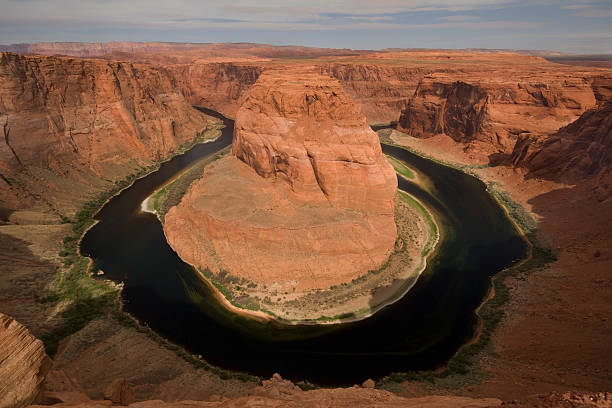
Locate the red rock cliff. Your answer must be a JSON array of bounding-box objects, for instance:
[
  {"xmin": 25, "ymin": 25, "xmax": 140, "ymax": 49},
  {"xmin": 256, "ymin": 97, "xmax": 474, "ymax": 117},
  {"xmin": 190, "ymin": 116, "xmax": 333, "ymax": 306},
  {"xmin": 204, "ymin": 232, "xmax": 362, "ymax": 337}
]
[
  {"xmin": 0, "ymin": 52, "xmax": 211, "ymax": 217},
  {"xmin": 397, "ymin": 74, "xmax": 597, "ymax": 149},
  {"xmin": 164, "ymin": 70, "xmax": 397, "ymax": 291},
  {"xmin": 512, "ymin": 100, "xmax": 612, "ymax": 200},
  {"xmin": 319, "ymin": 63, "xmax": 425, "ymax": 124},
  {"xmin": 169, "ymin": 63, "xmax": 262, "ymax": 117},
  {"xmin": 232, "ymin": 69, "xmax": 397, "ymax": 215}
]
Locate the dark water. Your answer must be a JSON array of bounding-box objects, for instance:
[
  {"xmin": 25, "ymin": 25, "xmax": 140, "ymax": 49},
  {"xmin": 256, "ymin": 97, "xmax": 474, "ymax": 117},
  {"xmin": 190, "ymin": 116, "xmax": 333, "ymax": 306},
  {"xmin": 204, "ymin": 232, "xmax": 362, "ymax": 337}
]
[{"xmin": 81, "ymin": 110, "xmax": 528, "ymax": 385}]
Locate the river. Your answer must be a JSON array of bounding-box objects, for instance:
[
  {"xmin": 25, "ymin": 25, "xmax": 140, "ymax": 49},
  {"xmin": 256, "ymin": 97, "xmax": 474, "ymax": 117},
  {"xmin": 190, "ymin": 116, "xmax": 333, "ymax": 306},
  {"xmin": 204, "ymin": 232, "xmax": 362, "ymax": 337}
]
[{"xmin": 80, "ymin": 107, "xmax": 528, "ymax": 385}]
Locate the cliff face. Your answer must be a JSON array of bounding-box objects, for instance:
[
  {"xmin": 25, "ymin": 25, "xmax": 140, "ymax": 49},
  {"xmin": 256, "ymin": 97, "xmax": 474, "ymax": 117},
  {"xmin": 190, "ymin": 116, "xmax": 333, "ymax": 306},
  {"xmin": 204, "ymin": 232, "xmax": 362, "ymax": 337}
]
[
  {"xmin": 512, "ymin": 100, "xmax": 612, "ymax": 200},
  {"xmin": 232, "ymin": 70, "xmax": 397, "ymax": 214},
  {"xmin": 164, "ymin": 70, "xmax": 397, "ymax": 292},
  {"xmin": 319, "ymin": 64, "xmax": 425, "ymax": 124},
  {"xmin": 0, "ymin": 52, "xmax": 211, "ymax": 217},
  {"xmin": 169, "ymin": 63, "xmax": 262, "ymax": 117},
  {"xmin": 0, "ymin": 313, "xmax": 51, "ymax": 408},
  {"xmin": 397, "ymin": 75, "xmax": 597, "ymax": 149},
  {"xmin": 398, "ymin": 80, "xmax": 489, "ymax": 142}
]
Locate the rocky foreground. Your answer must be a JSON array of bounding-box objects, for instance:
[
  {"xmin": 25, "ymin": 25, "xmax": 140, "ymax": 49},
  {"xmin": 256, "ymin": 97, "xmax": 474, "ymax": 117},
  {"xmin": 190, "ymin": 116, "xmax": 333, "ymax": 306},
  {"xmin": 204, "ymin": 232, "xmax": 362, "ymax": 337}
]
[
  {"xmin": 3, "ymin": 312, "xmax": 611, "ymax": 408},
  {"xmin": 164, "ymin": 69, "xmax": 398, "ymax": 301},
  {"xmin": 0, "ymin": 314, "xmax": 51, "ymax": 408}
]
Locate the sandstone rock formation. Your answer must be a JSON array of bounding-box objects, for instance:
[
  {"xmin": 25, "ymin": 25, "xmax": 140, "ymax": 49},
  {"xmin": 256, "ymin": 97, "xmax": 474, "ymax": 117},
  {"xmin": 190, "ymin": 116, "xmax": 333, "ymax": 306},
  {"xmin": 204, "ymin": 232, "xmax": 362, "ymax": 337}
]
[
  {"xmin": 169, "ymin": 63, "xmax": 262, "ymax": 117},
  {"xmin": 104, "ymin": 378, "xmax": 135, "ymax": 406},
  {"xmin": 512, "ymin": 99, "xmax": 611, "ymax": 176},
  {"xmin": 397, "ymin": 74, "xmax": 597, "ymax": 149},
  {"xmin": 0, "ymin": 313, "xmax": 51, "ymax": 408},
  {"xmin": 1, "ymin": 43, "xmax": 611, "ymax": 403},
  {"xmin": 232, "ymin": 70, "xmax": 396, "ymax": 214},
  {"xmin": 398, "ymin": 80, "xmax": 489, "ymax": 142},
  {"xmin": 512, "ymin": 100, "xmax": 612, "ymax": 200},
  {"xmin": 164, "ymin": 70, "xmax": 397, "ymax": 292},
  {"xmin": 0, "ymin": 52, "xmax": 212, "ymax": 217},
  {"xmin": 2, "ymin": 44, "xmax": 609, "ymax": 133},
  {"xmin": 319, "ymin": 63, "xmax": 424, "ymax": 124},
  {"xmin": 27, "ymin": 372, "xmax": 503, "ymax": 407}
]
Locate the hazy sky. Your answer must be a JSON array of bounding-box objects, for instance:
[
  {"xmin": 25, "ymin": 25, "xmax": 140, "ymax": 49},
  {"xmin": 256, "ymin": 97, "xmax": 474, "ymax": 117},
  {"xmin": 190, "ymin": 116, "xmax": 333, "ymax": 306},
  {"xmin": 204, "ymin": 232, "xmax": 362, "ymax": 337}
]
[{"xmin": 1, "ymin": 0, "xmax": 611, "ymax": 53}]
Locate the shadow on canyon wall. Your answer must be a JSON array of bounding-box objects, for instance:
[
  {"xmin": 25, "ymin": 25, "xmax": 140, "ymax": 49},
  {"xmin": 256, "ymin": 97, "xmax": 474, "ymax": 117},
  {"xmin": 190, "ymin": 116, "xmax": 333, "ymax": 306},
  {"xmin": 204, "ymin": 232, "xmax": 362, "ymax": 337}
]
[{"xmin": 0, "ymin": 232, "xmax": 59, "ymax": 336}]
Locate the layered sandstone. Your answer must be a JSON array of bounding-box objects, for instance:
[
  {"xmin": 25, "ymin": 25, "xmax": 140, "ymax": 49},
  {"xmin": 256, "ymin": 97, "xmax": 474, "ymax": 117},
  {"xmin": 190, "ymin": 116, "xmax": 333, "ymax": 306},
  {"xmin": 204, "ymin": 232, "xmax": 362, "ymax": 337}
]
[
  {"xmin": 0, "ymin": 52, "xmax": 212, "ymax": 217},
  {"xmin": 397, "ymin": 74, "xmax": 597, "ymax": 149},
  {"xmin": 512, "ymin": 99, "xmax": 612, "ymax": 199},
  {"xmin": 2, "ymin": 44, "xmax": 609, "ymax": 132},
  {"xmin": 0, "ymin": 313, "xmax": 51, "ymax": 408},
  {"xmin": 320, "ymin": 51, "xmax": 608, "ymax": 129},
  {"xmin": 319, "ymin": 63, "xmax": 424, "ymax": 124},
  {"xmin": 169, "ymin": 63, "xmax": 262, "ymax": 117},
  {"xmin": 232, "ymin": 70, "xmax": 396, "ymax": 214},
  {"xmin": 164, "ymin": 70, "xmax": 397, "ymax": 294}
]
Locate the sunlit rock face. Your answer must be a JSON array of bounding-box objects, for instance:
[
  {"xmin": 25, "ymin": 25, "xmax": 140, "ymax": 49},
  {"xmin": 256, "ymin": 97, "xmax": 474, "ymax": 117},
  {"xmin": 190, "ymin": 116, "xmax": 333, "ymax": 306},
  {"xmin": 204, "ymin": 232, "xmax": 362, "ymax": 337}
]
[
  {"xmin": 0, "ymin": 52, "xmax": 210, "ymax": 215},
  {"xmin": 164, "ymin": 69, "xmax": 398, "ymax": 292},
  {"xmin": 0, "ymin": 313, "xmax": 51, "ymax": 408}
]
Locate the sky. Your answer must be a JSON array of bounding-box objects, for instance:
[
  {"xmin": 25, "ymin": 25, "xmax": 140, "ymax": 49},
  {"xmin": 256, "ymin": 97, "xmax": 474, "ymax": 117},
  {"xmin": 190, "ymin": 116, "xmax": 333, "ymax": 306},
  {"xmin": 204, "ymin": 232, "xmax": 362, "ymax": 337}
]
[{"xmin": 1, "ymin": 0, "xmax": 611, "ymax": 53}]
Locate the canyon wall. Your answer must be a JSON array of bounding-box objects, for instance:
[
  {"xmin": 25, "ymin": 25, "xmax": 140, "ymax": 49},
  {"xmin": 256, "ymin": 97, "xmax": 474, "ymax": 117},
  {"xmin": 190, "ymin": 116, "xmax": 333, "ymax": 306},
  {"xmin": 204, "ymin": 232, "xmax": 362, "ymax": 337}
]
[
  {"xmin": 171, "ymin": 62, "xmax": 421, "ymax": 122},
  {"xmin": 0, "ymin": 312, "xmax": 600, "ymax": 408},
  {"xmin": 397, "ymin": 74, "xmax": 598, "ymax": 149},
  {"xmin": 169, "ymin": 63, "xmax": 262, "ymax": 117},
  {"xmin": 319, "ymin": 64, "xmax": 425, "ymax": 124},
  {"xmin": 512, "ymin": 100, "xmax": 612, "ymax": 200},
  {"xmin": 0, "ymin": 52, "xmax": 211, "ymax": 218},
  {"xmin": 164, "ymin": 70, "xmax": 397, "ymax": 292}
]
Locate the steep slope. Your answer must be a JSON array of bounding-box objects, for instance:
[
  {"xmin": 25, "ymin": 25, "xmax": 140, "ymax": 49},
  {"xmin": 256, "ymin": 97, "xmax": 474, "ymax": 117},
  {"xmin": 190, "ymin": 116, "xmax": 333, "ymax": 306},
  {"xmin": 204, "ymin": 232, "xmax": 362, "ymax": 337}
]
[
  {"xmin": 169, "ymin": 63, "xmax": 262, "ymax": 117},
  {"xmin": 319, "ymin": 63, "xmax": 425, "ymax": 124},
  {"xmin": 398, "ymin": 80, "xmax": 490, "ymax": 142},
  {"xmin": 232, "ymin": 69, "xmax": 397, "ymax": 214},
  {"xmin": 164, "ymin": 70, "xmax": 397, "ymax": 298},
  {"xmin": 397, "ymin": 74, "xmax": 597, "ymax": 149},
  {"xmin": 0, "ymin": 313, "xmax": 51, "ymax": 408},
  {"xmin": 512, "ymin": 100, "xmax": 612, "ymax": 200},
  {"xmin": 0, "ymin": 52, "xmax": 212, "ymax": 218}
]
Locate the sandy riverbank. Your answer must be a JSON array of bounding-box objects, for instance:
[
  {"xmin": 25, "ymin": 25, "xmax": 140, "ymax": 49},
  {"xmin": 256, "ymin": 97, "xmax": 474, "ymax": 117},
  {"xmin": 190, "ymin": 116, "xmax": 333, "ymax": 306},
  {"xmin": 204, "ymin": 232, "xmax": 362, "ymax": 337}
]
[{"xmin": 163, "ymin": 187, "xmax": 439, "ymax": 325}]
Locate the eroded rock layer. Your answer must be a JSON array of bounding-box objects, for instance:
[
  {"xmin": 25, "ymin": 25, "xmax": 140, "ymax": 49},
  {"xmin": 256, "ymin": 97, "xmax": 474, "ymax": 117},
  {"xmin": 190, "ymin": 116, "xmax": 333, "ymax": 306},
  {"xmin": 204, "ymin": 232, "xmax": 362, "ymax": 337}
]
[
  {"xmin": 0, "ymin": 313, "xmax": 51, "ymax": 408},
  {"xmin": 397, "ymin": 74, "xmax": 597, "ymax": 149},
  {"xmin": 232, "ymin": 70, "xmax": 397, "ymax": 215},
  {"xmin": 169, "ymin": 63, "xmax": 262, "ymax": 117},
  {"xmin": 0, "ymin": 52, "xmax": 211, "ymax": 217},
  {"xmin": 512, "ymin": 100, "xmax": 612, "ymax": 200},
  {"xmin": 165, "ymin": 70, "xmax": 397, "ymax": 292}
]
